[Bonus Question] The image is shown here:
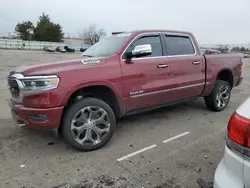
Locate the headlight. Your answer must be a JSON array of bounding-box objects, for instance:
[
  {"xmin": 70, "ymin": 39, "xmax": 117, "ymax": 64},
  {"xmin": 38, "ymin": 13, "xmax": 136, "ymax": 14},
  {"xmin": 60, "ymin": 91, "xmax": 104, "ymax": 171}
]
[{"xmin": 20, "ymin": 75, "xmax": 59, "ymax": 91}]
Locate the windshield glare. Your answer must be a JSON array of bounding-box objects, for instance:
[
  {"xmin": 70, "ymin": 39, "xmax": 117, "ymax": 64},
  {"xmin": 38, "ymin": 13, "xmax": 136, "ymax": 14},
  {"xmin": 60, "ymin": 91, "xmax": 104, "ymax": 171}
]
[{"xmin": 82, "ymin": 33, "xmax": 131, "ymax": 57}]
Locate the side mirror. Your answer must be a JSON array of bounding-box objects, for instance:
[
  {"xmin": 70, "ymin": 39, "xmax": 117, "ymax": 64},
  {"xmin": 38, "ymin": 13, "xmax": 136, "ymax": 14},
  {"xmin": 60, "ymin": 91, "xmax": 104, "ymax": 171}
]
[{"xmin": 125, "ymin": 44, "xmax": 152, "ymax": 59}]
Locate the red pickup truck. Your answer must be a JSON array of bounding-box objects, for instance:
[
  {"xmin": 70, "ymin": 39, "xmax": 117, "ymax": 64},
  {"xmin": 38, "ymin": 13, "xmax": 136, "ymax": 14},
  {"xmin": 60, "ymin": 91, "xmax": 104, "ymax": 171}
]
[{"xmin": 8, "ymin": 30, "xmax": 243, "ymax": 151}]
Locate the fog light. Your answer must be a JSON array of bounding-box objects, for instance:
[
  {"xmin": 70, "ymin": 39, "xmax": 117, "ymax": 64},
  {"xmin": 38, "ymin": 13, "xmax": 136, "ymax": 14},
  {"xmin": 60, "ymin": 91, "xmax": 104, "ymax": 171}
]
[{"xmin": 30, "ymin": 114, "xmax": 48, "ymax": 122}]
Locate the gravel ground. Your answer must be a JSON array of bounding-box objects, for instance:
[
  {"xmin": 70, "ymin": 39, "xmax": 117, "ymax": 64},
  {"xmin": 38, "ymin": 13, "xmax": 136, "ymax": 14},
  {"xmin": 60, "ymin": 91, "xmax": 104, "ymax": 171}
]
[{"xmin": 0, "ymin": 50, "xmax": 249, "ymax": 188}]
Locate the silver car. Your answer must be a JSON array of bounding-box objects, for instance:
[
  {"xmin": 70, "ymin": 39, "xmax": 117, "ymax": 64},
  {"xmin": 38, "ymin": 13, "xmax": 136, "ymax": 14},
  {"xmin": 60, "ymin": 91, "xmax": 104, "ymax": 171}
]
[{"xmin": 214, "ymin": 97, "xmax": 250, "ymax": 188}]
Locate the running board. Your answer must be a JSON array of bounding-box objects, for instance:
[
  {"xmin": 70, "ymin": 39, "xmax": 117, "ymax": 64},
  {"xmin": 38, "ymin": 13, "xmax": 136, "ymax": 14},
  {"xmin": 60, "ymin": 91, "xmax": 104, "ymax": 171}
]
[{"xmin": 125, "ymin": 97, "xmax": 199, "ymax": 116}]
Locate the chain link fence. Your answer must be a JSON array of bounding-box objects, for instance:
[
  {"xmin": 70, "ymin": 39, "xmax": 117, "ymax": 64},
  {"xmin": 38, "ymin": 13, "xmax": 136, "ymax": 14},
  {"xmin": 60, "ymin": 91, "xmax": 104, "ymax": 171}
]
[{"xmin": 0, "ymin": 38, "xmax": 85, "ymax": 51}]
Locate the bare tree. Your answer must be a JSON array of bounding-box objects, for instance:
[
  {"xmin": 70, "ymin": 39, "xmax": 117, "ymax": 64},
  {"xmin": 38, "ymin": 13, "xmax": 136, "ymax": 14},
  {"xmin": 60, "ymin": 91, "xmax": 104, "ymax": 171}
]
[{"xmin": 80, "ymin": 24, "xmax": 106, "ymax": 45}]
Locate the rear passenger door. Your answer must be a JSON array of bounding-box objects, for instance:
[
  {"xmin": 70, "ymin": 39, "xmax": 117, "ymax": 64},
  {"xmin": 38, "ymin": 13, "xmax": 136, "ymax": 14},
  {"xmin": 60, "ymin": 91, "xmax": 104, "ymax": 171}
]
[{"xmin": 163, "ymin": 34, "xmax": 205, "ymax": 101}]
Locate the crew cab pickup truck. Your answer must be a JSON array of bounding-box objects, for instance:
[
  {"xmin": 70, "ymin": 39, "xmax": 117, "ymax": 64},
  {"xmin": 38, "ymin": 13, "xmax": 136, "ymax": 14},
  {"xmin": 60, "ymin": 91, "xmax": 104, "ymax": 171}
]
[{"xmin": 7, "ymin": 30, "xmax": 243, "ymax": 151}]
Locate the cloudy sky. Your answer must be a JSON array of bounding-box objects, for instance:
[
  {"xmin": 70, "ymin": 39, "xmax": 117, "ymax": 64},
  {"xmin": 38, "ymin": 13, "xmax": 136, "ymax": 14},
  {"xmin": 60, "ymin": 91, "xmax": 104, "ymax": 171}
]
[{"xmin": 0, "ymin": 0, "xmax": 250, "ymax": 44}]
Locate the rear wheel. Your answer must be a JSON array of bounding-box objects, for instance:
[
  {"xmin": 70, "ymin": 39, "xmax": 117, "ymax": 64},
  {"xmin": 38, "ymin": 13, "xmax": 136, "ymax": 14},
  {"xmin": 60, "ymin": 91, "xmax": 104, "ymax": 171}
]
[
  {"xmin": 62, "ymin": 98, "xmax": 116, "ymax": 151},
  {"xmin": 205, "ymin": 80, "xmax": 231, "ymax": 112}
]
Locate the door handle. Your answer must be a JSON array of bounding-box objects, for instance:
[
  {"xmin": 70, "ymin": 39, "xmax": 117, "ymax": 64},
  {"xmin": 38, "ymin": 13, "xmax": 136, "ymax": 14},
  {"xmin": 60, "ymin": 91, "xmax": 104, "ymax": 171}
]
[
  {"xmin": 157, "ymin": 64, "xmax": 168, "ymax": 68},
  {"xmin": 192, "ymin": 61, "xmax": 201, "ymax": 65}
]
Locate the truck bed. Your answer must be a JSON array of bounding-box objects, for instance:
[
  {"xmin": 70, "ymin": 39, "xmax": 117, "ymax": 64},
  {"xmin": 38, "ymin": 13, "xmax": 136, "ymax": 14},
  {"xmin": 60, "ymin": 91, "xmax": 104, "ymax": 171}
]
[{"xmin": 202, "ymin": 53, "xmax": 243, "ymax": 96}]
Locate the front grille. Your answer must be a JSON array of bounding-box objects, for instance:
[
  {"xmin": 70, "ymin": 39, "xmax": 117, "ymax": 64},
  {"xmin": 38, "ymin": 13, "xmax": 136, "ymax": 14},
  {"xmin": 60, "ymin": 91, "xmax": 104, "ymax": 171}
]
[{"xmin": 8, "ymin": 79, "xmax": 20, "ymax": 98}]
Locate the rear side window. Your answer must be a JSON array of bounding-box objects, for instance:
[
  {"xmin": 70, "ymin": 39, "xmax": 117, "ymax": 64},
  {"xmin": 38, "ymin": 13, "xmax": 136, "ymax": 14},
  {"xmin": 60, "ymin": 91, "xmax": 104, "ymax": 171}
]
[
  {"xmin": 124, "ymin": 35, "xmax": 163, "ymax": 58},
  {"xmin": 164, "ymin": 35, "xmax": 195, "ymax": 56}
]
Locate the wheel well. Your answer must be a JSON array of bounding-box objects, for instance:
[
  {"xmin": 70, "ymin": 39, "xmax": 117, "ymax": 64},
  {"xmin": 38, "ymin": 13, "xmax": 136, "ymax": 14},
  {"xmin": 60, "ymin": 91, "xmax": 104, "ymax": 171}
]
[
  {"xmin": 65, "ymin": 85, "xmax": 122, "ymax": 118},
  {"xmin": 216, "ymin": 70, "xmax": 233, "ymax": 88}
]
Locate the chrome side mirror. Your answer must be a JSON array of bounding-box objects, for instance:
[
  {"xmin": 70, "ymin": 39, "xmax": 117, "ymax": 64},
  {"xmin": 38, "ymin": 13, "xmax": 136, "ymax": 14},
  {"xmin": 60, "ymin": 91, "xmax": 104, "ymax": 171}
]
[
  {"xmin": 125, "ymin": 44, "xmax": 152, "ymax": 59},
  {"xmin": 132, "ymin": 44, "xmax": 152, "ymax": 57}
]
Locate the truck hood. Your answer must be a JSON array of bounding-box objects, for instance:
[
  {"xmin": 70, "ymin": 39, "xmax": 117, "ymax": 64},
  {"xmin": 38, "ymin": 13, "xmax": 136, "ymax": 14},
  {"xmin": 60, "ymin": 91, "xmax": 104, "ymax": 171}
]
[{"xmin": 15, "ymin": 56, "xmax": 107, "ymax": 76}]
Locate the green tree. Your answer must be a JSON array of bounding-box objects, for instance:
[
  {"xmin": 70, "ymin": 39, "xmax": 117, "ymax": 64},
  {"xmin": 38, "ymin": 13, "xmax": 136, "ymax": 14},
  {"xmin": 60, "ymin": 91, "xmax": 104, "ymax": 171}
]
[
  {"xmin": 15, "ymin": 21, "xmax": 34, "ymax": 40},
  {"xmin": 231, "ymin": 47, "xmax": 240, "ymax": 51},
  {"xmin": 34, "ymin": 13, "xmax": 64, "ymax": 42},
  {"xmin": 240, "ymin": 47, "xmax": 246, "ymax": 51}
]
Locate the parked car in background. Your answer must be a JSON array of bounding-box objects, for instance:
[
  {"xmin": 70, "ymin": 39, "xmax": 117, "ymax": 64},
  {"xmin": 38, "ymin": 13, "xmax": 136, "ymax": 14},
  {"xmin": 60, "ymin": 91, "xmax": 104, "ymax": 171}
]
[
  {"xmin": 80, "ymin": 45, "xmax": 91, "ymax": 52},
  {"xmin": 200, "ymin": 49, "xmax": 206, "ymax": 54},
  {"xmin": 7, "ymin": 30, "xmax": 243, "ymax": 151},
  {"xmin": 243, "ymin": 54, "xmax": 249, "ymax": 58},
  {"xmin": 55, "ymin": 46, "xmax": 66, "ymax": 53},
  {"xmin": 43, "ymin": 46, "xmax": 55, "ymax": 52},
  {"xmin": 214, "ymin": 97, "xmax": 250, "ymax": 188},
  {"xmin": 204, "ymin": 49, "xmax": 221, "ymax": 54},
  {"xmin": 80, "ymin": 47, "xmax": 86, "ymax": 52},
  {"xmin": 64, "ymin": 45, "xmax": 75, "ymax": 53}
]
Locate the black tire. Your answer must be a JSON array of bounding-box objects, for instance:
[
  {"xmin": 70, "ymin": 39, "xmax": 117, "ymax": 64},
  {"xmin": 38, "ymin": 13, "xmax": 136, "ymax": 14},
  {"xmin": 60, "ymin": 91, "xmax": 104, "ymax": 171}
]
[
  {"xmin": 61, "ymin": 97, "xmax": 116, "ymax": 151},
  {"xmin": 205, "ymin": 80, "xmax": 231, "ymax": 112}
]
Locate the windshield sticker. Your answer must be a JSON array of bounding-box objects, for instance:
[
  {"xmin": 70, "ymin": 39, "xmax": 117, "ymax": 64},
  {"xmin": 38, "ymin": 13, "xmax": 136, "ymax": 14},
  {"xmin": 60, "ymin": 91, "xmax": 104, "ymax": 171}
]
[
  {"xmin": 82, "ymin": 58, "xmax": 100, "ymax": 65},
  {"xmin": 117, "ymin": 33, "xmax": 131, "ymax": 37}
]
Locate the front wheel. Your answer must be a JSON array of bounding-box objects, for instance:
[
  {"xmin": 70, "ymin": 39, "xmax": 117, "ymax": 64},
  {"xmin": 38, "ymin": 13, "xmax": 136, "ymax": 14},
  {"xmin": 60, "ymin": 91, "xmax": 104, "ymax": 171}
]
[
  {"xmin": 205, "ymin": 80, "xmax": 231, "ymax": 112},
  {"xmin": 61, "ymin": 98, "xmax": 116, "ymax": 151}
]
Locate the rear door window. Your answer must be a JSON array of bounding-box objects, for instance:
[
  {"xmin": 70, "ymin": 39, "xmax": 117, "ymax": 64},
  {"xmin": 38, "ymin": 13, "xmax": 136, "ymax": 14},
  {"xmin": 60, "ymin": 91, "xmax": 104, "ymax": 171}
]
[{"xmin": 164, "ymin": 35, "xmax": 195, "ymax": 56}]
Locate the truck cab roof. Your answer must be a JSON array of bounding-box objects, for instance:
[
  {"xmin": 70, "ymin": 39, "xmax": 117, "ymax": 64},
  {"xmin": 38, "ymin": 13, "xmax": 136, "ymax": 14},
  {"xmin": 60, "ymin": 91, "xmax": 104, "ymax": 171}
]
[{"xmin": 128, "ymin": 29, "xmax": 193, "ymax": 36}]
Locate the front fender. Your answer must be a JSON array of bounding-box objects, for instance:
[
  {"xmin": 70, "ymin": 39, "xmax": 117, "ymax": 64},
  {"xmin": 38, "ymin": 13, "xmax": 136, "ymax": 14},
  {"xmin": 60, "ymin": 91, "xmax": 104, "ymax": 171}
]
[{"xmin": 59, "ymin": 80, "xmax": 125, "ymax": 115}]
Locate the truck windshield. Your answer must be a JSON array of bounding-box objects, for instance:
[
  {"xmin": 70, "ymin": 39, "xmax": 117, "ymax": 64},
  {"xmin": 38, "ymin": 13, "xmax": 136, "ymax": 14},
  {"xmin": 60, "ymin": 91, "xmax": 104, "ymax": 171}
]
[{"xmin": 82, "ymin": 33, "xmax": 131, "ymax": 57}]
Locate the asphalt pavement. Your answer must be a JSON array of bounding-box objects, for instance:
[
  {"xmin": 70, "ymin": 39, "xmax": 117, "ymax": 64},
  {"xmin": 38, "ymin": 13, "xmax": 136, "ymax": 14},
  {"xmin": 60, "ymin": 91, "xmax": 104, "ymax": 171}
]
[{"xmin": 0, "ymin": 51, "xmax": 249, "ymax": 188}]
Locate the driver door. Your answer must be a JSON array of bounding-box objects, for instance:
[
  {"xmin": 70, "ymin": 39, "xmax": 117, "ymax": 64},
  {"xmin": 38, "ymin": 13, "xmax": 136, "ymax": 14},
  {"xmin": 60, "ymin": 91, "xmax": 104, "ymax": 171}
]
[{"xmin": 120, "ymin": 34, "xmax": 173, "ymax": 112}]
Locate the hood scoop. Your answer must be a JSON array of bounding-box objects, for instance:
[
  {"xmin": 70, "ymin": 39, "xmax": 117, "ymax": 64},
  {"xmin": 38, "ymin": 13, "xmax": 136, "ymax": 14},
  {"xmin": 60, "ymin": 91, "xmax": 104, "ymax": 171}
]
[{"xmin": 82, "ymin": 58, "xmax": 100, "ymax": 65}]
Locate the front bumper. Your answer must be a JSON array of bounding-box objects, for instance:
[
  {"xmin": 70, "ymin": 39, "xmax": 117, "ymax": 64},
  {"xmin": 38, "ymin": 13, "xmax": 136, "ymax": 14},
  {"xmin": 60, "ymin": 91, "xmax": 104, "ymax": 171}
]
[
  {"xmin": 9, "ymin": 100, "xmax": 64, "ymax": 130},
  {"xmin": 214, "ymin": 146, "xmax": 245, "ymax": 188}
]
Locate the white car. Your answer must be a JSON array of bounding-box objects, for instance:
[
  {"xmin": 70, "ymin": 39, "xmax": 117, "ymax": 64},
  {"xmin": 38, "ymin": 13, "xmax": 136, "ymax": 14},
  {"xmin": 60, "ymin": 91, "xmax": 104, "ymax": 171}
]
[
  {"xmin": 243, "ymin": 54, "xmax": 250, "ymax": 58},
  {"xmin": 214, "ymin": 97, "xmax": 250, "ymax": 188}
]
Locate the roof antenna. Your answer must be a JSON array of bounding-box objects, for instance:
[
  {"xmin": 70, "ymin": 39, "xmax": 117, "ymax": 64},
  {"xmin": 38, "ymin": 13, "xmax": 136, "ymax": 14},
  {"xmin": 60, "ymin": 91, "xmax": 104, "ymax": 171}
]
[{"xmin": 112, "ymin": 32, "xmax": 125, "ymax": 35}]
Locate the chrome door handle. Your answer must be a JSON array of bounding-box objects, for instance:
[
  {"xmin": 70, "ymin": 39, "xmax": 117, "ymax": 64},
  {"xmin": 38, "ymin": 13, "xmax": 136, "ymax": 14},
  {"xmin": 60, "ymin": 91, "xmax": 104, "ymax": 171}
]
[
  {"xmin": 157, "ymin": 64, "xmax": 168, "ymax": 68},
  {"xmin": 192, "ymin": 61, "xmax": 201, "ymax": 65}
]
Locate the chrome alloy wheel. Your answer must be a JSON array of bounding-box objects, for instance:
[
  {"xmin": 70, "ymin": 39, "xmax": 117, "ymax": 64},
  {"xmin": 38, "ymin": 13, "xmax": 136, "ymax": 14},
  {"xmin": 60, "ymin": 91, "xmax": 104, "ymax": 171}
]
[
  {"xmin": 71, "ymin": 106, "xmax": 111, "ymax": 146},
  {"xmin": 216, "ymin": 85, "xmax": 230, "ymax": 108}
]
